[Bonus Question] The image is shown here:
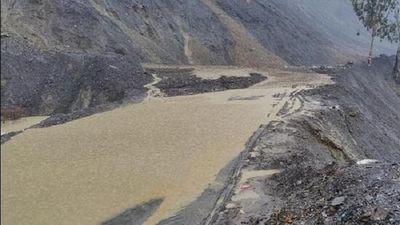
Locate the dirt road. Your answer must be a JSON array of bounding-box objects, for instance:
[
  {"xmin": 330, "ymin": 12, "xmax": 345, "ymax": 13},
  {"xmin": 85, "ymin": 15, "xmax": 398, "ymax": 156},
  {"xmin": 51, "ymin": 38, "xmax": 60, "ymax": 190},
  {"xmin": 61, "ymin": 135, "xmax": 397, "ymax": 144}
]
[{"xmin": 1, "ymin": 65, "xmax": 332, "ymax": 225}]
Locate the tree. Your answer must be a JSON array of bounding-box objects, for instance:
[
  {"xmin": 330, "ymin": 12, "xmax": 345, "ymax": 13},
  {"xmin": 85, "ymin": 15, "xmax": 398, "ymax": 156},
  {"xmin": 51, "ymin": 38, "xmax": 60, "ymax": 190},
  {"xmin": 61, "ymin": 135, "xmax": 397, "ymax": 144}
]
[
  {"xmin": 387, "ymin": 8, "xmax": 400, "ymax": 82},
  {"xmin": 351, "ymin": 0, "xmax": 398, "ymax": 65},
  {"xmin": 379, "ymin": 4, "xmax": 399, "ymax": 81}
]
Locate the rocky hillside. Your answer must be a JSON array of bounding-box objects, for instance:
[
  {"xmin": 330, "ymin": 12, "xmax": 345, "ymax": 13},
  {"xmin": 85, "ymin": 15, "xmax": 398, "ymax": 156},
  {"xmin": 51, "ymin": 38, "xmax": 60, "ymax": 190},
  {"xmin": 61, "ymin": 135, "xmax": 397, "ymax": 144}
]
[{"xmin": 1, "ymin": 0, "xmax": 396, "ymax": 116}]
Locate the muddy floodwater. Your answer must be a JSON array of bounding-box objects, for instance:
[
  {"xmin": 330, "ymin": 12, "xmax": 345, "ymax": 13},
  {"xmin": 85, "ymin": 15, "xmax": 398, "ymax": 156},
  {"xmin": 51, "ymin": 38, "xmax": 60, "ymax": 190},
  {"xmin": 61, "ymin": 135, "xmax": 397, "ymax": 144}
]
[{"xmin": 1, "ymin": 69, "xmax": 331, "ymax": 225}]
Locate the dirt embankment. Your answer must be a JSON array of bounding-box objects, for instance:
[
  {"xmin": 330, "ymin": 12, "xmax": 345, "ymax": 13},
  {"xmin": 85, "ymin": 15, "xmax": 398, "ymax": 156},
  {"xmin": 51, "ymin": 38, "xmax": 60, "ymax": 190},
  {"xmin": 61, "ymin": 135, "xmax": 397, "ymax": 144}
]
[{"xmin": 209, "ymin": 56, "xmax": 400, "ymax": 225}]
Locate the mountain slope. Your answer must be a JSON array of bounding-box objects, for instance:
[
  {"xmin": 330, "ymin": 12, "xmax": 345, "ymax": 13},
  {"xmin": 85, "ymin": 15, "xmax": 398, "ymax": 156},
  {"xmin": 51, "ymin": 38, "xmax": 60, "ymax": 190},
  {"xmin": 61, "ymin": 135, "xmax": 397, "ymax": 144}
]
[
  {"xmin": 1, "ymin": 0, "xmax": 397, "ymax": 116},
  {"xmin": 216, "ymin": 0, "xmax": 396, "ymax": 65}
]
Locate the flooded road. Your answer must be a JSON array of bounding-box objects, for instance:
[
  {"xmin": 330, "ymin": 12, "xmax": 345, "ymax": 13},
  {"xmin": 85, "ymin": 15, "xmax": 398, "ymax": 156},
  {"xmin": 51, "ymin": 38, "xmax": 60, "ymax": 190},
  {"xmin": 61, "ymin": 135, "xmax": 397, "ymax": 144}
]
[{"xmin": 1, "ymin": 67, "xmax": 332, "ymax": 225}]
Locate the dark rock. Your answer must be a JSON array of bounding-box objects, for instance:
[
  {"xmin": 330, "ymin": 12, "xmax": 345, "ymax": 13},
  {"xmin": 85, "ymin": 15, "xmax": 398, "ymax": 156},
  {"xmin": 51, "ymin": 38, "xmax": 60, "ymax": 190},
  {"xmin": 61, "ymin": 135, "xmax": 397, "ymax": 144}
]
[
  {"xmin": 1, "ymin": 36, "xmax": 149, "ymax": 116},
  {"xmin": 1, "ymin": 131, "xmax": 23, "ymax": 144},
  {"xmin": 148, "ymin": 68, "xmax": 267, "ymax": 97}
]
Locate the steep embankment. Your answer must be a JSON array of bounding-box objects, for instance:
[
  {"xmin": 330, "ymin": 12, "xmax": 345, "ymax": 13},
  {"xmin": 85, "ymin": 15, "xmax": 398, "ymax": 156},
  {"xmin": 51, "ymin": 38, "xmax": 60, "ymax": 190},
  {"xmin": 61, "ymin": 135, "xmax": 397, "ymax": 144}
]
[
  {"xmin": 210, "ymin": 57, "xmax": 400, "ymax": 225},
  {"xmin": 308, "ymin": 56, "xmax": 400, "ymax": 159},
  {"xmin": 1, "ymin": 0, "xmax": 150, "ymax": 116}
]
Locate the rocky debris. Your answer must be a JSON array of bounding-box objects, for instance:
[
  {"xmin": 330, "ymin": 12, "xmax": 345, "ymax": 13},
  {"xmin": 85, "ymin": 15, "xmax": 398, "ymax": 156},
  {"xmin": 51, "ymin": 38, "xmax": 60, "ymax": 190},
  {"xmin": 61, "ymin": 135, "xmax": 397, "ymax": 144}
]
[
  {"xmin": 1, "ymin": 131, "xmax": 22, "ymax": 144},
  {"xmin": 1, "ymin": 35, "xmax": 149, "ymax": 116},
  {"xmin": 266, "ymin": 163, "xmax": 400, "ymax": 225},
  {"xmin": 225, "ymin": 203, "xmax": 238, "ymax": 209},
  {"xmin": 310, "ymin": 63, "xmax": 353, "ymax": 74},
  {"xmin": 357, "ymin": 159, "xmax": 379, "ymax": 165},
  {"xmin": 212, "ymin": 57, "xmax": 400, "ymax": 225},
  {"xmin": 146, "ymin": 68, "xmax": 267, "ymax": 97},
  {"xmin": 154, "ymin": 72, "xmax": 267, "ymax": 97},
  {"xmin": 371, "ymin": 207, "xmax": 390, "ymax": 221}
]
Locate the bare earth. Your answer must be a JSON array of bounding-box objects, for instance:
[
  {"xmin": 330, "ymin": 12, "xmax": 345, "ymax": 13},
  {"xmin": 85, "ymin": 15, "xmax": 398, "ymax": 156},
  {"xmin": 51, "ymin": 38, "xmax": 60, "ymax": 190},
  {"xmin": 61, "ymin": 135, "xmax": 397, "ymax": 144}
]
[{"xmin": 1, "ymin": 66, "xmax": 332, "ymax": 225}]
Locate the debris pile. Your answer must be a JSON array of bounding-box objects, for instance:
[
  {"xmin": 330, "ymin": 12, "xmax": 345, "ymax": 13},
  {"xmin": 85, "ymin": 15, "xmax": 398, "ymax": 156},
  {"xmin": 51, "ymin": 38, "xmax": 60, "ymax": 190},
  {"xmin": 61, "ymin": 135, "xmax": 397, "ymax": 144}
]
[{"xmin": 266, "ymin": 163, "xmax": 400, "ymax": 225}]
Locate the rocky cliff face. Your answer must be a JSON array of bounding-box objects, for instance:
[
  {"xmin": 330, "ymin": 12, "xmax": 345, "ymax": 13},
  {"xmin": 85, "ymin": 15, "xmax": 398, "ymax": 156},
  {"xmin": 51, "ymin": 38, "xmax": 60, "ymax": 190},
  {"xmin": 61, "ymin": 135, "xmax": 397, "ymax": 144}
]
[{"xmin": 1, "ymin": 0, "xmax": 396, "ymax": 116}]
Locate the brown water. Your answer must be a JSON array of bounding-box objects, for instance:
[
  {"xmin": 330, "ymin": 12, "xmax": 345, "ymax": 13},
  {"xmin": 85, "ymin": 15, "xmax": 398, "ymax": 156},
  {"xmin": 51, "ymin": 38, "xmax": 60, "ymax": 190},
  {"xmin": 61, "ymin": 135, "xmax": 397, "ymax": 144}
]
[{"xmin": 1, "ymin": 68, "xmax": 332, "ymax": 225}]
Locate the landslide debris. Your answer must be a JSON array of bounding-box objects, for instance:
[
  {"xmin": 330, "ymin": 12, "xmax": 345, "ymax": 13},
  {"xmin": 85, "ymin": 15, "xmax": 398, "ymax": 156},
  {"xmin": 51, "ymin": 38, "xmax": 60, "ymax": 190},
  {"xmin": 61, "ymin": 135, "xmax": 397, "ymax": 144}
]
[
  {"xmin": 153, "ymin": 71, "xmax": 267, "ymax": 97},
  {"xmin": 267, "ymin": 162, "xmax": 400, "ymax": 225},
  {"xmin": 210, "ymin": 56, "xmax": 400, "ymax": 225}
]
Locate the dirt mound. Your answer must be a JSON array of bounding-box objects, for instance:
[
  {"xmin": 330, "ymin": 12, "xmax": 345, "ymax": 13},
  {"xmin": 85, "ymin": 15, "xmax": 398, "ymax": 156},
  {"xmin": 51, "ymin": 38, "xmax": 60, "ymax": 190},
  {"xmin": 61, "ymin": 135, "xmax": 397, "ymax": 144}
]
[
  {"xmin": 1, "ymin": 36, "xmax": 149, "ymax": 116},
  {"xmin": 149, "ymin": 67, "xmax": 267, "ymax": 96}
]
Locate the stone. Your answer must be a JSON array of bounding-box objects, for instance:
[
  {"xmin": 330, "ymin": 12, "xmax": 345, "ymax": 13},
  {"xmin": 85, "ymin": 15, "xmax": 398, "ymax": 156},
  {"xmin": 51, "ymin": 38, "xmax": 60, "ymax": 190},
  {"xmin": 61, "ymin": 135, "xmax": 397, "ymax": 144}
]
[
  {"xmin": 371, "ymin": 207, "xmax": 389, "ymax": 221},
  {"xmin": 249, "ymin": 152, "xmax": 260, "ymax": 158},
  {"xmin": 331, "ymin": 196, "xmax": 346, "ymax": 206},
  {"xmin": 225, "ymin": 203, "xmax": 237, "ymax": 209}
]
